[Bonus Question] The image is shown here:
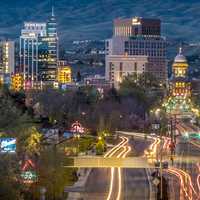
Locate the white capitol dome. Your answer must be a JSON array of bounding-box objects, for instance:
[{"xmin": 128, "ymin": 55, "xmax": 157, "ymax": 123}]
[{"xmin": 174, "ymin": 47, "xmax": 187, "ymax": 63}]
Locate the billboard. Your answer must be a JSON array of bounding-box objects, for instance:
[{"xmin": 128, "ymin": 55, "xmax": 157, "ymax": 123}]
[{"xmin": 0, "ymin": 138, "xmax": 16, "ymax": 153}]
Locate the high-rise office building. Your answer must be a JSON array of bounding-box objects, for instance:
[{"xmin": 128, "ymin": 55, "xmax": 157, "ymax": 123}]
[
  {"xmin": 41, "ymin": 7, "xmax": 58, "ymax": 82},
  {"xmin": 114, "ymin": 17, "xmax": 161, "ymax": 37},
  {"xmin": 20, "ymin": 22, "xmax": 47, "ymax": 87},
  {"xmin": 19, "ymin": 8, "xmax": 58, "ymax": 88},
  {"xmin": 105, "ymin": 55, "xmax": 148, "ymax": 88},
  {"xmin": 106, "ymin": 17, "xmax": 167, "ymax": 88},
  {"xmin": 0, "ymin": 41, "xmax": 15, "ymax": 85}
]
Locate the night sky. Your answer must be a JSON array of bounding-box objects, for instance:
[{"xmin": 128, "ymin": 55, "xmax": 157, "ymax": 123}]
[{"xmin": 0, "ymin": 0, "xmax": 199, "ymax": 43}]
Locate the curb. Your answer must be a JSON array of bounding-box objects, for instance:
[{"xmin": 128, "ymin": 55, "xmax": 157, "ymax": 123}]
[{"xmin": 67, "ymin": 168, "xmax": 92, "ymax": 200}]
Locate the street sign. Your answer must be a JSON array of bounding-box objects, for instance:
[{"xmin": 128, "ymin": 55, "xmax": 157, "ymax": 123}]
[
  {"xmin": 152, "ymin": 177, "xmax": 160, "ymax": 186},
  {"xmin": 152, "ymin": 124, "xmax": 160, "ymax": 130}
]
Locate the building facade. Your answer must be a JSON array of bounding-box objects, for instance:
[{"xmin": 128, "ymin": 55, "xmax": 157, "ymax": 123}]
[
  {"xmin": 170, "ymin": 48, "xmax": 191, "ymax": 98},
  {"xmin": 11, "ymin": 73, "xmax": 23, "ymax": 91},
  {"xmin": 19, "ymin": 9, "xmax": 58, "ymax": 88},
  {"xmin": 105, "ymin": 55, "xmax": 148, "ymax": 88},
  {"xmin": 20, "ymin": 22, "xmax": 46, "ymax": 87},
  {"xmin": 114, "ymin": 17, "xmax": 161, "ymax": 37},
  {"xmin": 57, "ymin": 66, "xmax": 72, "ymax": 84},
  {"xmin": 106, "ymin": 17, "xmax": 167, "ymax": 88},
  {"xmin": 0, "ymin": 41, "xmax": 15, "ymax": 85},
  {"xmin": 41, "ymin": 8, "xmax": 58, "ymax": 82},
  {"xmin": 165, "ymin": 48, "xmax": 192, "ymax": 117}
]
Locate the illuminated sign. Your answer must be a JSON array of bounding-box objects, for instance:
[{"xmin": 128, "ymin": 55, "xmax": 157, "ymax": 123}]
[
  {"xmin": 21, "ymin": 171, "xmax": 37, "ymax": 184},
  {"xmin": 132, "ymin": 17, "xmax": 141, "ymax": 25},
  {"xmin": 21, "ymin": 159, "xmax": 37, "ymax": 184},
  {"xmin": 0, "ymin": 138, "xmax": 16, "ymax": 153},
  {"xmin": 71, "ymin": 121, "xmax": 85, "ymax": 134}
]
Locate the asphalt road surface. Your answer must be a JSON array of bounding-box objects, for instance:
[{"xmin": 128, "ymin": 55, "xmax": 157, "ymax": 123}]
[{"xmin": 82, "ymin": 136, "xmax": 152, "ymax": 200}]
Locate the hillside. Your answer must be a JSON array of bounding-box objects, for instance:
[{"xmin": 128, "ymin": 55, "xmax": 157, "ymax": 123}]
[{"xmin": 0, "ymin": 0, "xmax": 200, "ymax": 43}]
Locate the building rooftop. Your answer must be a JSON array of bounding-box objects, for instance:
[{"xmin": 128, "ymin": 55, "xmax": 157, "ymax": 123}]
[{"xmin": 174, "ymin": 47, "xmax": 187, "ymax": 63}]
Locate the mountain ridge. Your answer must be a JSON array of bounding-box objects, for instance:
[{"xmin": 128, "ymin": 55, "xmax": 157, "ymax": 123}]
[{"xmin": 0, "ymin": 0, "xmax": 200, "ymax": 44}]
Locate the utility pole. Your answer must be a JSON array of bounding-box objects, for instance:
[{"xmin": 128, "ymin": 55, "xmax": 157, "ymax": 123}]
[
  {"xmin": 160, "ymin": 124, "xmax": 163, "ymax": 200},
  {"xmin": 170, "ymin": 118, "xmax": 173, "ymax": 155}
]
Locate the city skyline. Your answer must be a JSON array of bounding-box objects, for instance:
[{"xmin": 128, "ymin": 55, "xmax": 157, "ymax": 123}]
[{"xmin": 0, "ymin": 1, "xmax": 200, "ymax": 200}]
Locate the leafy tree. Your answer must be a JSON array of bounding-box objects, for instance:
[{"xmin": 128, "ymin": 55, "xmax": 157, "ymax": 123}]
[
  {"xmin": 0, "ymin": 90, "xmax": 29, "ymax": 132},
  {"xmin": 0, "ymin": 155, "xmax": 22, "ymax": 200},
  {"xmin": 24, "ymin": 127, "xmax": 42, "ymax": 156},
  {"xmin": 31, "ymin": 147, "xmax": 77, "ymax": 200},
  {"xmin": 96, "ymin": 139, "xmax": 105, "ymax": 155}
]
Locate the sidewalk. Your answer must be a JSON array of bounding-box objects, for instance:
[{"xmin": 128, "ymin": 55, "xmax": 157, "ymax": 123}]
[
  {"xmin": 66, "ymin": 150, "xmax": 95, "ymax": 200},
  {"xmin": 67, "ymin": 168, "xmax": 92, "ymax": 200}
]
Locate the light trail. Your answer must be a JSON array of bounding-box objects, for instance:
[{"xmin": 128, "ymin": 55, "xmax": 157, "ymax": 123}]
[
  {"xmin": 116, "ymin": 168, "xmax": 122, "ymax": 200},
  {"xmin": 151, "ymin": 138, "xmax": 160, "ymax": 156},
  {"xmin": 190, "ymin": 140, "xmax": 200, "ymax": 149},
  {"xmin": 122, "ymin": 146, "xmax": 131, "ymax": 158},
  {"xmin": 196, "ymin": 164, "xmax": 200, "ymax": 199},
  {"xmin": 108, "ymin": 137, "xmax": 129, "ymax": 158},
  {"xmin": 168, "ymin": 167, "xmax": 200, "ymax": 200},
  {"xmin": 167, "ymin": 168, "xmax": 189, "ymax": 200},
  {"xmin": 178, "ymin": 169, "xmax": 197, "ymax": 199},
  {"xmin": 104, "ymin": 137, "xmax": 126, "ymax": 158},
  {"xmin": 105, "ymin": 136, "xmax": 131, "ymax": 200},
  {"xmin": 197, "ymin": 175, "xmax": 200, "ymax": 197},
  {"xmin": 163, "ymin": 137, "xmax": 171, "ymax": 151},
  {"xmin": 117, "ymin": 146, "xmax": 128, "ymax": 158},
  {"xmin": 105, "ymin": 137, "xmax": 126, "ymax": 200},
  {"xmin": 144, "ymin": 137, "xmax": 160, "ymax": 161},
  {"xmin": 169, "ymin": 123, "xmax": 200, "ymax": 200},
  {"xmin": 106, "ymin": 167, "xmax": 115, "ymax": 200}
]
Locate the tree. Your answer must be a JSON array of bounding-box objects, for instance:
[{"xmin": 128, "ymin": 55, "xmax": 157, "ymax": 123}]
[
  {"xmin": 0, "ymin": 90, "xmax": 29, "ymax": 132},
  {"xmin": 119, "ymin": 74, "xmax": 146, "ymax": 102},
  {"xmin": 0, "ymin": 154, "xmax": 22, "ymax": 200},
  {"xmin": 96, "ymin": 139, "xmax": 105, "ymax": 155},
  {"xmin": 30, "ymin": 147, "xmax": 77, "ymax": 200},
  {"xmin": 24, "ymin": 127, "xmax": 42, "ymax": 156}
]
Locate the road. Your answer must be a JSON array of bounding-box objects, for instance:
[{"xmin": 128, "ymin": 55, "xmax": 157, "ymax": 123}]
[
  {"xmin": 82, "ymin": 136, "xmax": 152, "ymax": 200},
  {"xmin": 168, "ymin": 123, "xmax": 200, "ymax": 200},
  {"xmin": 80, "ymin": 123, "xmax": 200, "ymax": 200}
]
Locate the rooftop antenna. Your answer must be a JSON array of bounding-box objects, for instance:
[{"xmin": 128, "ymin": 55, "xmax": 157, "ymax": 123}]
[
  {"xmin": 179, "ymin": 43, "xmax": 183, "ymax": 54},
  {"xmin": 51, "ymin": 0, "xmax": 55, "ymax": 17},
  {"xmin": 52, "ymin": 5, "xmax": 55, "ymax": 17}
]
